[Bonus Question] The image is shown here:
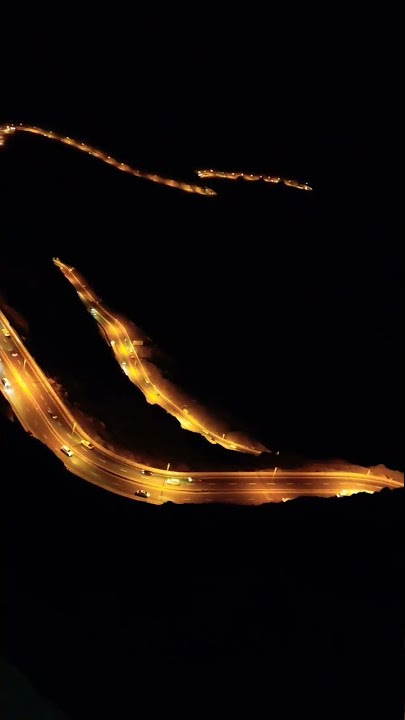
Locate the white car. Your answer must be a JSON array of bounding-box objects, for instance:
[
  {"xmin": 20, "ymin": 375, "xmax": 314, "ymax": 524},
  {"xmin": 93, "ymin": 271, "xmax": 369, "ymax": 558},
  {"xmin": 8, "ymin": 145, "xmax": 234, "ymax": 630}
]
[
  {"xmin": 1, "ymin": 377, "xmax": 11, "ymax": 389},
  {"xmin": 165, "ymin": 478, "xmax": 180, "ymax": 486},
  {"xmin": 60, "ymin": 445, "xmax": 73, "ymax": 457},
  {"xmin": 1, "ymin": 328, "xmax": 10, "ymax": 337}
]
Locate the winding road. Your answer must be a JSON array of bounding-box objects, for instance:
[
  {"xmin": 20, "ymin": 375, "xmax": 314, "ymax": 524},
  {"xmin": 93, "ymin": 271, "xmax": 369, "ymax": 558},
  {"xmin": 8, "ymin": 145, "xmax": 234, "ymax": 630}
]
[
  {"xmin": 0, "ymin": 123, "xmax": 312, "ymax": 195},
  {"xmin": 1, "ymin": 310, "xmax": 401, "ymax": 505},
  {"xmin": 53, "ymin": 257, "xmax": 267, "ymax": 455}
]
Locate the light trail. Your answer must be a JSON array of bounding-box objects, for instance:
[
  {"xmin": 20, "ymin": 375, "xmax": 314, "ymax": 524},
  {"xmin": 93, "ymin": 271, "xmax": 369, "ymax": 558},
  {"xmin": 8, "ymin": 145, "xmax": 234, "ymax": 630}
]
[
  {"xmin": 0, "ymin": 123, "xmax": 216, "ymax": 197},
  {"xmin": 53, "ymin": 258, "xmax": 267, "ymax": 455},
  {"xmin": 1, "ymin": 309, "xmax": 402, "ymax": 505},
  {"xmin": 0, "ymin": 124, "xmax": 313, "ymax": 195}
]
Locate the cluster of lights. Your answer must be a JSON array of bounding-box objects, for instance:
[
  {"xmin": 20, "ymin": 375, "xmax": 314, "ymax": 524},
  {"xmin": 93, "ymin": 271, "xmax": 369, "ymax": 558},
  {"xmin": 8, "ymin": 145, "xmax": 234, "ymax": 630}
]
[
  {"xmin": 196, "ymin": 169, "xmax": 312, "ymax": 191},
  {"xmin": 0, "ymin": 124, "xmax": 216, "ymax": 196}
]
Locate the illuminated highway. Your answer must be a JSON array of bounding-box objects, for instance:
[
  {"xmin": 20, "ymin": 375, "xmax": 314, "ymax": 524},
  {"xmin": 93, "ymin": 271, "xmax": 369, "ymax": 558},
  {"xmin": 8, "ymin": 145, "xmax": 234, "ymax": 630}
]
[
  {"xmin": 196, "ymin": 169, "xmax": 313, "ymax": 191},
  {"xmin": 0, "ymin": 123, "xmax": 216, "ymax": 197},
  {"xmin": 0, "ymin": 124, "xmax": 313, "ymax": 195},
  {"xmin": 53, "ymin": 258, "xmax": 268, "ymax": 455},
  {"xmin": 1, "ymin": 310, "xmax": 402, "ymax": 505}
]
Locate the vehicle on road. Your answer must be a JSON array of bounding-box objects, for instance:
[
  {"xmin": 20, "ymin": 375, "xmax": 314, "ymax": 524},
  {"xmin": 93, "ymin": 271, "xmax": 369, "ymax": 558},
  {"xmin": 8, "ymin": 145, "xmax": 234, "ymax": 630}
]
[
  {"xmin": 11, "ymin": 351, "xmax": 18, "ymax": 357},
  {"xmin": 60, "ymin": 445, "xmax": 73, "ymax": 457},
  {"xmin": 1, "ymin": 328, "xmax": 10, "ymax": 337},
  {"xmin": 141, "ymin": 470, "xmax": 152, "ymax": 476},
  {"xmin": 47, "ymin": 410, "xmax": 58, "ymax": 420},
  {"xmin": 135, "ymin": 489, "xmax": 150, "ymax": 499},
  {"xmin": 80, "ymin": 439, "xmax": 94, "ymax": 449},
  {"xmin": 165, "ymin": 478, "xmax": 180, "ymax": 486},
  {"xmin": 1, "ymin": 377, "xmax": 11, "ymax": 388},
  {"xmin": 187, "ymin": 477, "xmax": 193, "ymax": 483}
]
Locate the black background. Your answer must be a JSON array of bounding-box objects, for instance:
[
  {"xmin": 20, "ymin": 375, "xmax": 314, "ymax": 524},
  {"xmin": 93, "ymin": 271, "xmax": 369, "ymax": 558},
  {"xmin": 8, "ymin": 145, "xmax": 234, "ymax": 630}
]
[{"xmin": 1, "ymin": 7, "xmax": 403, "ymax": 719}]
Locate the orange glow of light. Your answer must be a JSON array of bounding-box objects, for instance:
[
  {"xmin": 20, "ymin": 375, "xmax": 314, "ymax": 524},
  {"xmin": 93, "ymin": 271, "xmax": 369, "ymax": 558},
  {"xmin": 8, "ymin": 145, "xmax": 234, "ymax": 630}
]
[
  {"xmin": 196, "ymin": 169, "xmax": 312, "ymax": 191},
  {"xmin": 0, "ymin": 124, "xmax": 217, "ymax": 197},
  {"xmin": 1, "ymin": 304, "xmax": 403, "ymax": 507},
  {"xmin": 0, "ymin": 124, "xmax": 313, "ymax": 198},
  {"xmin": 53, "ymin": 258, "xmax": 266, "ymax": 455},
  {"xmin": 337, "ymin": 488, "xmax": 375, "ymax": 498}
]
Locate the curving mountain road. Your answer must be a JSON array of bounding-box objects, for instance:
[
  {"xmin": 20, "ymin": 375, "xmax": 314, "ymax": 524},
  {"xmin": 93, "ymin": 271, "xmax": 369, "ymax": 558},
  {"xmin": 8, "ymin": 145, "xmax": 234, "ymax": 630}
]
[
  {"xmin": 53, "ymin": 257, "xmax": 267, "ymax": 455},
  {"xmin": 0, "ymin": 124, "xmax": 313, "ymax": 196},
  {"xmin": 0, "ymin": 123, "xmax": 216, "ymax": 196},
  {"xmin": 1, "ymin": 310, "xmax": 402, "ymax": 505}
]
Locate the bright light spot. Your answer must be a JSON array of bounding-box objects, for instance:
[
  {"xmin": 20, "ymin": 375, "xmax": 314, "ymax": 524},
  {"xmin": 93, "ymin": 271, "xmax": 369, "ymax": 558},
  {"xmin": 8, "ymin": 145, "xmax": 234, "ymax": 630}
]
[{"xmin": 337, "ymin": 489, "xmax": 374, "ymax": 498}]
